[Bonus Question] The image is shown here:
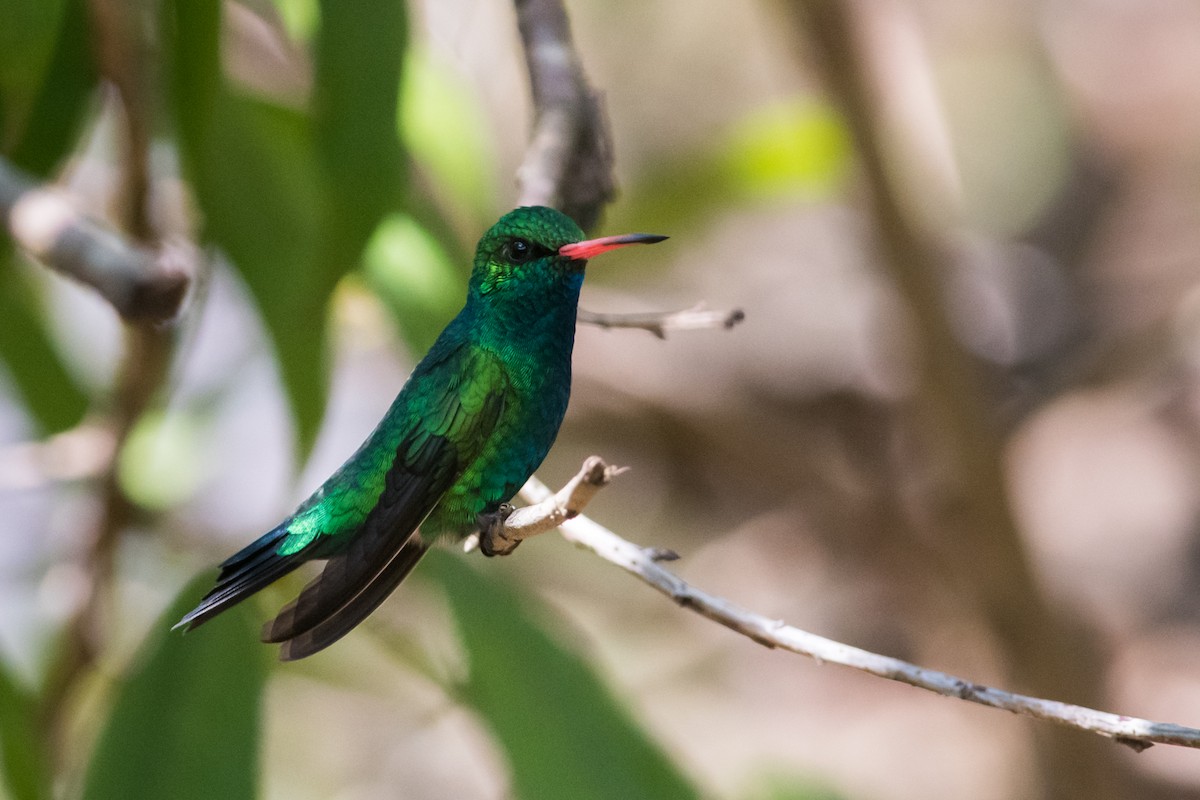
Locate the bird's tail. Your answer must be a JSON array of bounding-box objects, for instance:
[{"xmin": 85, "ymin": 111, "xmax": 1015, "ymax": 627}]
[
  {"xmin": 174, "ymin": 523, "xmax": 306, "ymax": 632},
  {"xmin": 266, "ymin": 536, "xmax": 430, "ymax": 661}
]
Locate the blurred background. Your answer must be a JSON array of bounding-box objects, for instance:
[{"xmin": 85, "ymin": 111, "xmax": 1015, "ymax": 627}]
[{"xmin": 4, "ymin": 0, "xmax": 1200, "ymax": 798}]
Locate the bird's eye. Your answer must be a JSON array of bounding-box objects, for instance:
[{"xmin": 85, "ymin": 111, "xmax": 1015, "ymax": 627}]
[{"xmin": 505, "ymin": 238, "xmax": 532, "ymax": 264}]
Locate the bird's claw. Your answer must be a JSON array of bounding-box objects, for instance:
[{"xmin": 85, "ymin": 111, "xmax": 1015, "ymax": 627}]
[{"xmin": 477, "ymin": 503, "xmax": 520, "ymax": 557}]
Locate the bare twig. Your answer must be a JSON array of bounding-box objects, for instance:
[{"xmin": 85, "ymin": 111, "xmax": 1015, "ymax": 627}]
[
  {"xmin": 464, "ymin": 455, "xmax": 626, "ymax": 554},
  {"xmin": 513, "ymin": 0, "xmax": 614, "ymax": 230},
  {"xmin": 0, "ymin": 157, "xmax": 191, "ymax": 322},
  {"xmin": 578, "ymin": 305, "xmax": 746, "ymax": 339},
  {"xmin": 510, "ymin": 462, "xmax": 1200, "ymax": 752}
]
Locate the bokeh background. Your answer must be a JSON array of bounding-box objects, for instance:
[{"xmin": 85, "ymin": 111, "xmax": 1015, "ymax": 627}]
[{"xmin": 4, "ymin": 0, "xmax": 1200, "ymax": 798}]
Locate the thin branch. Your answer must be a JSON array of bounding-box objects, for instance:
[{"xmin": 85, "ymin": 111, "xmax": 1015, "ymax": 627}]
[
  {"xmin": 463, "ymin": 455, "xmax": 628, "ymax": 554},
  {"xmin": 0, "ymin": 157, "xmax": 191, "ymax": 322},
  {"xmin": 578, "ymin": 305, "xmax": 746, "ymax": 339},
  {"xmin": 513, "ymin": 0, "xmax": 614, "ymax": 230},
  {"xmin": 507, "ymin": 459, "xmax": 1200, "ymax": 753}
]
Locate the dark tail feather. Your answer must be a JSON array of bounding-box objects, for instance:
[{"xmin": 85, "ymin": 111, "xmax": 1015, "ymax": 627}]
[
  {"xmin": 266, "ymin": 538, "xmax": 429, "ymax": 661},
  {"xmin": 175, "ymin": 524, "xmax": 305, "ymax": 631}
]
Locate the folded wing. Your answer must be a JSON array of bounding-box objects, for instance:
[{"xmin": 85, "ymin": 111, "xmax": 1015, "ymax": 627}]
[{"xmin": 177, "ymin": 345, "xmax": 509, "ymax": 660}]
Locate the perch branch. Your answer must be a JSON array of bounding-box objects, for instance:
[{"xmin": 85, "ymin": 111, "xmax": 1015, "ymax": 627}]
[
  {"xmin": 578, "ymin": 305, "xmax": 746, "ymax": 339},
  {"xmin": 507, "ymin": 459, "xmax": 1200, "ymax": 752},
  {"xmin": 464, "ymin": 455, "xmax": 627, "ymax": 554}
]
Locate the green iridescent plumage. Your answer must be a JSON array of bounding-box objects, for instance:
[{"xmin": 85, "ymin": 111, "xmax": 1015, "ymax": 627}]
[{"xmin": 177, "ymin": 206, "xmax": 666, "ymax": 660}]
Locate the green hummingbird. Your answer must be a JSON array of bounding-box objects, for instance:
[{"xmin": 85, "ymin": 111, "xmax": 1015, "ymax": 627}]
[{"xmin": 177, "ymin": 206, "xmax": 666, "ymax": 660}]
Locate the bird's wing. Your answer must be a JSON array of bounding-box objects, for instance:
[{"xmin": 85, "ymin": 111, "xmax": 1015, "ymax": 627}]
[{"xmin": 262, "ymin": 347, "xmax": 509, "ymax": 660}]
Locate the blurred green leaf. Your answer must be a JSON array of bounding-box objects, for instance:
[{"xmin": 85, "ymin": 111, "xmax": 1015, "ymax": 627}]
[
  {"xmin": 722, "ymin": 101, "xmax": 849, "ymax": 200},
  {"xmin": 0, "ymin": 255, "xmax": 88, "ymax": 434},
  {"xmin": 275, "ymin": 0, "xmax": 319, "ymax": 43},
  {"xmin": 166, "ymin": 0, "xmax": 325, "ymax": 453},
  {"xmin": 313, "ymin": 0, "xmax": 407, "ymax": 261},
  {"xmin": 117, "ymin": 409, "xmax": 209, "ymax": 510},
  {"xmin": 425, "ymin": 552, "xmax": 700, "ymax": 800},
  {"xmin": 613, "ymin": 99, "xmax": 851, "ymax": 238},
  {"xmin": 5, "ymin": 0, "xmax": 95, "ymax": 176},
  {"xmin": 0, "ymin": 657, "xmax": 50, "ymax": 800},
  {"xmin": 0, "ymin": 0, "xmax": 66, "ymax": 152},
  {"xmin": 80, "ymin": 576, "xmax": 268, "ymax": 800},
  {"xmin": 167, "ymin": 0, "xmax": 407, "ymax": 456},
  {"xmin": 0, "ymin": 0, "xmax": 95, "ymax": 434},
  {"xmin": 191, "ymin": 93, "xmax": 331, "ymax": 455},
  {"xmin": 163, "ymin": 0, "xmax": 219, "ymax": 160},
  {"xmin": 401, "ymin": 48, "xmax": 496, "ymax": 226},
  {"xmin": 363, "ymin": 213, "xmax": 462, "ymax": 351},
  {"xmin": 742, "ymin": 771, "xmax": 846, "ymax": 800}
]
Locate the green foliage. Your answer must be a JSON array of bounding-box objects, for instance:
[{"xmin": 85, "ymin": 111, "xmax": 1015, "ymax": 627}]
[
  {"xmin": 612, "ymin": 99, "xmax": 850, "ymax": 238},
  {"xmin": 742, "ymin": 771, "xmax": 846, "ymax": 800},
  {"xmin": 165, "ymin": 0, "xmax": 408, "ymax": 456},
  {"xmin": 366, "ymin": 49, "xmax": 498, "ymax": 352},
  {"xmin": 722, "ymin": 102, "xmax": 849, "ymax": 200},
  {"xmin": 400, "ymin": 49, "xmax": 498, "ymax": 227},
  {"xmin": 174, "ymin": 85, "xmax": 331, "ymax": 455},
  {"xmin": 117, "ymin": 409, "xmax": 209, "ymax": 510},
  {"xmin": 4, "ymin": 0, "xmax": 95, "ymax": 176},
  {"xmin": 0, "ymin": 0, "xmax": 68, "ymax": 152},
  {"xmin": 0, "ymin": 0, "xmax": 93, "ymax": 433},
  {"xmin": 0, "ymin": 256, "xmax": 87, "ymax": 434},
  {"xmin": 313, "ymin": 0, "xmax": 407, "ymax": 260},
  {"xmin": 363, "ymin": 213, "xmax": 463, "ymax": 351},
  {"xmin": 275, "ymin": 0, "xmax": 319, "ymax": 43},
  {"xmin": 0, "ymin": 659, "xmax": 50, "ymax": 800},
  {"xmin": 425, "ymin": 552, "xmax": 700, "ymax": 800},
  {"xmin": 80, "ymin": 577, "xmax": 269, "ymax": 800}
]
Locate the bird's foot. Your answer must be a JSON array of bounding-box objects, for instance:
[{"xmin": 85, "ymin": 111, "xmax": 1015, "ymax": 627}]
[{"xmin": 477, "ymin": 503, "xmax": 520, "ymax": 557}]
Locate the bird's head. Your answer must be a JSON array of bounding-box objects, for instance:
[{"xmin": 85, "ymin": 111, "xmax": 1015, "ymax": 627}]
[{"xmin": 469, "ymin": 206, "xmax": 666, "ymax": 302}]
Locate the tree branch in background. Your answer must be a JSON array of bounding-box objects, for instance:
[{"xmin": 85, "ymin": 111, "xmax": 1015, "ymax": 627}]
[
  {"xmin": 0, "ymin": 157, "xmax": 191, "ymax": 322},
  {"xmin": 513, "ymin": 0, "xmax": 615, "ymax": 230},
  {"xmin": 508, "ymin": 461, "xmax": 1200, "ymax": 753},
  {"xmin": 40, "ymin": 0, "xmax": 183, "ymax": 763},
  {"xmin": 786, "ymin": 2, "xmax": 1128, "ymax": 797},
  {"xmin": 578, "ymin": 305, "xmax": 746, "ymax": 338}
]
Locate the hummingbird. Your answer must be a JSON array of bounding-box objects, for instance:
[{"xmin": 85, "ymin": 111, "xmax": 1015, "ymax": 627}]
[{"xmin": 177, "ymin": 206, "xmax": 666, "ymax": 660}]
